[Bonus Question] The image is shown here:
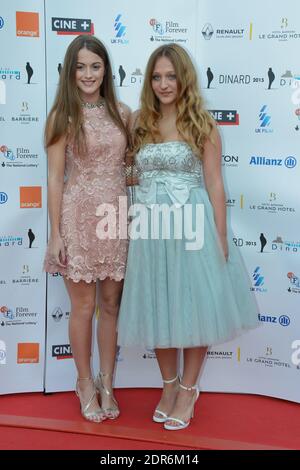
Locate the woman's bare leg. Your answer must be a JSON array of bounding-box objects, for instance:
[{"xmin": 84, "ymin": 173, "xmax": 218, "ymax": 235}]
[
  {"xmin": 65, "ymin": 278, "xmax": 104, "ymax": 421},
  {"xmin": 166, "ymin": 346, "xmax": 207, "ymax": 426},
  {"xmin": 96, "ymin": 278, "xmax": 123, "ymax": 417},
  {"xmin": 153, "ymin": 348, "xmax": 179, "ymax": 420}
]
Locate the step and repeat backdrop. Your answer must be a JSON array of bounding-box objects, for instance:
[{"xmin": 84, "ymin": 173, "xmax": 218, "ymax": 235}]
[{"xmin": 1, "ymin": 0, "xmax": 299, "ymax": 402}]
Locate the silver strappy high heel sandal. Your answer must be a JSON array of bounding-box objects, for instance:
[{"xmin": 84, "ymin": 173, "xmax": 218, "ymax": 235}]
[
  {"xmin": 153, "ymin": 375, "xmax": 180, "ymax": 423},
  {"xmin": 95, "ymin": 372, "xmax": 120, "ymax": 420},
  {"xmin": 164, "ymin": 382, "xmax": 199, "ymax": 430},
  {"xmin": 75, "ymin": 377, "xmax": 106, "ymax": 423}
]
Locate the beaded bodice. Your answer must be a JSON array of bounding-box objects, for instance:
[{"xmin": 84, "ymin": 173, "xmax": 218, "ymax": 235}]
[{"xmin": 134, "ymin": 142, "xmax": 204, "ymax": 207}]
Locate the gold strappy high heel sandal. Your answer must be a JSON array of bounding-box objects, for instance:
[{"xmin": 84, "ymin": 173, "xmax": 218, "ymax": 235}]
[
  {"xmin": 95, "ymin": 372, "xmax": 120, "ymax": 420},
  {"xmin": 75, "ymin": 377, "xmax": 106, "ymax": 423},
  {"xmin": 153, "ymin": 375, "xmax": 180, "ymax": 423}
]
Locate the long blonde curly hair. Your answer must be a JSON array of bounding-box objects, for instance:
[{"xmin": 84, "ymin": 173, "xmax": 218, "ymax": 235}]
[{"xmin": 131, "ymin": 43, "xmax": 214, "ymax": 158}]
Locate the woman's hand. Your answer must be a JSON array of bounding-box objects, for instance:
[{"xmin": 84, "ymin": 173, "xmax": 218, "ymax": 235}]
[
  {"xmin": 219, "ymin": 234, "xmax": 229, "ymax": 261},
  {"xmin": 48, "ymin": 234, "xmax": 66, "ymax": 268}
]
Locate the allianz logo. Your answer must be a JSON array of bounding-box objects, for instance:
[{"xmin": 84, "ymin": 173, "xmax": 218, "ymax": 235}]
[
  {"xmin": 250, "ymin": 156, "xmax": 297, "ymax": 168},
  {"xmin": 258, "ymin": 313, "xmax": 290, "ymax": 326}
]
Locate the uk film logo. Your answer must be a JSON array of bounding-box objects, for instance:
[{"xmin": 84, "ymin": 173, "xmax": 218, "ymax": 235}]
[
  {"xmin": 251, "ymin": 266, "xmax": 267, "ymax": 293},
  {"xmin": 255, "ymin": 105, "xmax": 273, "ymax": 133},
  {"xmin": 111, "ymin": 14, "xmax": 129, "ymax": 44}
]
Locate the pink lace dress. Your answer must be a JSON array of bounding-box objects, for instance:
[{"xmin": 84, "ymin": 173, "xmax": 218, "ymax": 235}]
[{"xmin": 44, "ymin": 104, "xmax": 128, "ymax": 283}]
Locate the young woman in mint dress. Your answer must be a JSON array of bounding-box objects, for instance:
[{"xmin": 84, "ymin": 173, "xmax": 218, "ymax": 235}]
[{"xmin": 118, "ymin": 43, "xmax": 258, "ymax": 431}]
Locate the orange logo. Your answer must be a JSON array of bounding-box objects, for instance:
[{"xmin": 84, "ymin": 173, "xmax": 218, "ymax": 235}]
[
  {"xmin": 17, "ymin": 343, "xmax": 39, "ymax": 364},
  {"xmin": 16, "ymin": 11, "xmax": 39, "ymax": 38},
  {"xmin": 20, "ymin": 186, "xmax": 42, "ymax": 208}
]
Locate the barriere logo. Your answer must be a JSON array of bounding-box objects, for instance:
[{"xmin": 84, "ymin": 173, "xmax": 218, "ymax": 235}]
[
  {"xmin": 17, "ymin": 343, "xmax": 39, "ymax": 363},
  {"xmin": 16, "ymin": 11, "xmax": 39, "ymax": 38},
  {"xmin": 20, "ymin": 186, "xmax": 41, "ymax": 208}
]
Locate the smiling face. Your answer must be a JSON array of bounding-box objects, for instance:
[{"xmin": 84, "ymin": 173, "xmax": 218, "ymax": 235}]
[
  {"xmin": 151, "ymin": 56, "xmax": 178, "ymax": 108},
  {"xmin": 75, "ymin": 47, "xmax": 105, "ymax": 103}
]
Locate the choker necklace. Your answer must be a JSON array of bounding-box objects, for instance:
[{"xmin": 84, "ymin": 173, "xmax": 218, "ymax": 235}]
[{"xmin": 81, "ymin": 98, "xmax": 105, "ymax": 109}]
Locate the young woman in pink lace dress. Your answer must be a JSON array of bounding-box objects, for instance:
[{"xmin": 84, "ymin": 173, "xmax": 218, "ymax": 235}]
[{"xmin": 44, "ymin": 35, "xmax": 130, "ymax": 423}]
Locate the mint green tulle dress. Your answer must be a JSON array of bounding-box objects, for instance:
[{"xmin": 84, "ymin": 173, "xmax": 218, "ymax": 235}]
[{"xmin": 117, "ymin": 142, "xmax": 259, "ymax": 348}]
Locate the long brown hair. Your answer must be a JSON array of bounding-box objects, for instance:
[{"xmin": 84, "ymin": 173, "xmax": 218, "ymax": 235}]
[
  {"xmin": 45, "ymin": 35, "xmax": 129, "ymax": 151},
  {"xmin": 131, "ymin": 43, "xmax": 214, "ymax": 158}
]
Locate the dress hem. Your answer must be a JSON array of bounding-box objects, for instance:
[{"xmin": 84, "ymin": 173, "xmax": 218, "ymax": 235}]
[
  {"xmin": 117, "ymin": 323, "xmax": 260, "ymax": 350},
  {"xmin": 44, "ymin": 268, "xmax": 125, "ymax": 283}
]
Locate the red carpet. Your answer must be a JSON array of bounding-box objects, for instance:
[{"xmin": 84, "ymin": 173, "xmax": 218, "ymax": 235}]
[{"xmin": 0, "ymin": 388, "xmax": 299, "ymax": 450}]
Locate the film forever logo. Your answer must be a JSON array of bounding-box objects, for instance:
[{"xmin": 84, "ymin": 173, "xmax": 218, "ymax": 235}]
[{"xmin": 16, "ymin": 11, "xmax": 39, "ymax": 38}]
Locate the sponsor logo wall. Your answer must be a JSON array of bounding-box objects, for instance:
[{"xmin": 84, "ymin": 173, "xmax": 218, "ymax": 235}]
[
  {"xmin": 1, "ymin": 0, "xmax": 299, "ymax": 403},
  {"xmin": 197, "ymin": 0, "xmax": 300, "ymax": 402}
]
